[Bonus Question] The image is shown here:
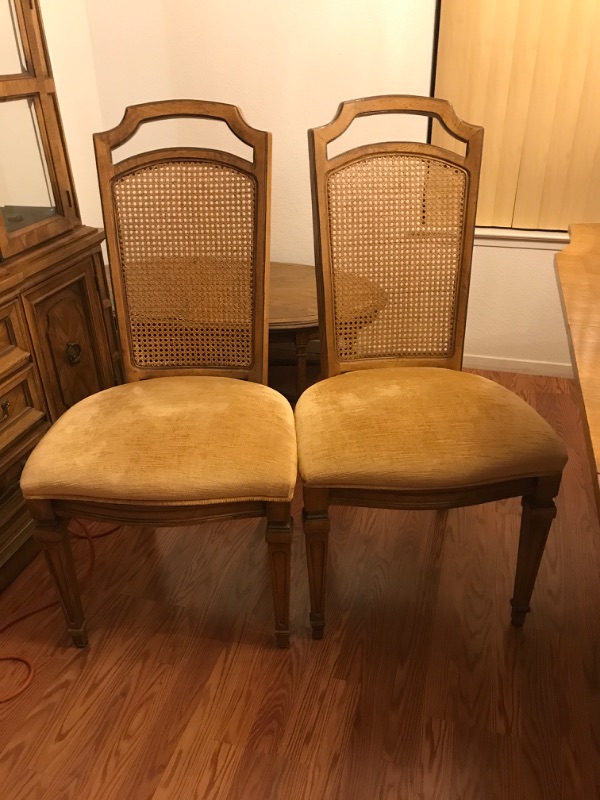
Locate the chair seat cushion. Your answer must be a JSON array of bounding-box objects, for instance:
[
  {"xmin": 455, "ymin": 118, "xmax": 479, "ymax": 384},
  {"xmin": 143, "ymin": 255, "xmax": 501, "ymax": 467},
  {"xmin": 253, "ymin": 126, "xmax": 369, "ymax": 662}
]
[
  {"xmin": 21, "ymin": 377, "xmax": 297, "ymax": 506},
  {"xmin": 295, "ymin": 367, "xmax": 567, "ymax": 490}
]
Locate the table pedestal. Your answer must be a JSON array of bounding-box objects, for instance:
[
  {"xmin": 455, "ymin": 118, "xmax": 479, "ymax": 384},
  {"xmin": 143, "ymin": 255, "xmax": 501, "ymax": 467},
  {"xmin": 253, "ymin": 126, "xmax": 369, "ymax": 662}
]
[{"xmin": 269, "ymin": 262, "xmax": 319, "ymax": 397}]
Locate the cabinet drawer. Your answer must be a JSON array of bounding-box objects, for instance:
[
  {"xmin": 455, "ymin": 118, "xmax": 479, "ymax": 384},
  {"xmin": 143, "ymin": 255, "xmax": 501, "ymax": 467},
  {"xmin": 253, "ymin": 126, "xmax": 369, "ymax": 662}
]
[
  {"xmin": 0, "ymin": 299, "xmax": 32, "ymax": 377},
  {"xmin": 0, "ymin": 365, "xmax": 46, "ymax": 453}
]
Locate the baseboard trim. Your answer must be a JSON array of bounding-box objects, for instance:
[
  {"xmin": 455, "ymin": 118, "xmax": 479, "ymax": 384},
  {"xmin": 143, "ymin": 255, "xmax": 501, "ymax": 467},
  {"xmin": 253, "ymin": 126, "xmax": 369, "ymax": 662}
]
[{"xmin": 463, "ymin": 353, "xmax": 573, "ymax": 378}]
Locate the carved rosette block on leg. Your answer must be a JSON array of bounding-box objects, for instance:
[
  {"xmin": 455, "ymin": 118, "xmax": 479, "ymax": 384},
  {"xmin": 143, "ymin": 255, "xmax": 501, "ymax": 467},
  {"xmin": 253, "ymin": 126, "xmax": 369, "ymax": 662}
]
[
  {"xmin": 302, "ymin": 486, "xmax": 330, "ymax": 640},
  {"xmin": 510, "ymin": 477, "xmax": 560, "ymax": 627},
  {"xmin": 31, "ymin": 502, "xmax": 88, "ymax": 647},
  {"xmin": 265, "ymin": 502, "xmax": 293, "ymax": 648}
]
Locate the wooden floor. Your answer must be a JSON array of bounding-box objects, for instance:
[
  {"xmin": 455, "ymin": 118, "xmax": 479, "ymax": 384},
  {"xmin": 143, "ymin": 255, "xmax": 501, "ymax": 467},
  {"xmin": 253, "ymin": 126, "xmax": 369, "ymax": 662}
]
[{"xmin": 1, "ymin": 371, "xmax": 599, "ymax": 799}]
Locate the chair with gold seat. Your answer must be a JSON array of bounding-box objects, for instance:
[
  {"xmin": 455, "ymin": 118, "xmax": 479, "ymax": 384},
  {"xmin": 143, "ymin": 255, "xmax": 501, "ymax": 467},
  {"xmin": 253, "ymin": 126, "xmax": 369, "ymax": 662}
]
[
  {"xmin": 20, "ymin": 99, "xmax": 297, "ymax": 648},
  {"xmin": 295, "ymin": 95, "xmax": 567, "ymax": 639}
]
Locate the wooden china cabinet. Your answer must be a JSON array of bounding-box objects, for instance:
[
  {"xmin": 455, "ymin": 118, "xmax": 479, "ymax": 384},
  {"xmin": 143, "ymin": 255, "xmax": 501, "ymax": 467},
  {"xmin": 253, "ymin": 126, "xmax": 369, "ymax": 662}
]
[{"xmin": 0, "ymin": 0, "xmax": 118, "ymax": 589}]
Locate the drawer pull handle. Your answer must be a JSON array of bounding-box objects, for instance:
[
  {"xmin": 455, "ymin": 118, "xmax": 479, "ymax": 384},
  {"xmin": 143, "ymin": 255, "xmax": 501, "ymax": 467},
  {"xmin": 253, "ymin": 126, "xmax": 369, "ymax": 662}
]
[
  {"xmin": 66, "ymin": 341, "xmax": 82, "ymax": 365},
  {"xmin": 0, "ymin": 401, "xmax": 10, "ymax": 423}
]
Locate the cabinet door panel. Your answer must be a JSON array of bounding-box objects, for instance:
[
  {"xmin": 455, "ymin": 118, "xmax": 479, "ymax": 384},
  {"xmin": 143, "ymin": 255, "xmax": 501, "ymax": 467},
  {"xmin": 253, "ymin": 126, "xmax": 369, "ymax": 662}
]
[{"xmin": 23, "ymin": 257, "xmax": 113, "ymax": 420}]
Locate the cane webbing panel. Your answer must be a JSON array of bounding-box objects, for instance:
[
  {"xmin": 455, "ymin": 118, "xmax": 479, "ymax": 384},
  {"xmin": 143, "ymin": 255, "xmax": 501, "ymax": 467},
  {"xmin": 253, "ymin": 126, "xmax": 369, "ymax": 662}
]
[
  {"xmin": 326, "ymin": 154, "xmax": 467, "ymax": 361},
  {"xmin": 113, "ymin": 160, "xmax": 256, "ymax": 369}
]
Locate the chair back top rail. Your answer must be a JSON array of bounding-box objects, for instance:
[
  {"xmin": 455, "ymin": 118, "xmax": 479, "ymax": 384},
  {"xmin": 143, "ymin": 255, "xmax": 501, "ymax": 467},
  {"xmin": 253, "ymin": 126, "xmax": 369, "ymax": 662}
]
[{"xmin": 95, "ymin": 99, "xmax": 266, "ymax": 156}]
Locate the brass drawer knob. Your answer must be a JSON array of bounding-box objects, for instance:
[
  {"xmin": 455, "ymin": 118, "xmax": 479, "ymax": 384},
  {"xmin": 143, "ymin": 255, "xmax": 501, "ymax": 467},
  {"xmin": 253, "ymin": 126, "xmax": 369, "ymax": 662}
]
[
  {"xmin": 0, "ymin": 401, "xmax": 10, "ymax": 423},
  {"xmin": 66, "ymin": 341, "xmax": 82, "ymax": 365}
]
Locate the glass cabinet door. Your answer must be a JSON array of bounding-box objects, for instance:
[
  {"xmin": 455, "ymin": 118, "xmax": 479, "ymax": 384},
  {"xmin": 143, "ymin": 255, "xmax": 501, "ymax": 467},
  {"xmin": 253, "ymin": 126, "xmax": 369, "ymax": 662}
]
[
  {"xmin": 0, "ymin": 0, "xmax": 80, "ymax": 261},
  {"xmin": 0, "ymin": 97, "xmax": 57, "ymax": 234}
]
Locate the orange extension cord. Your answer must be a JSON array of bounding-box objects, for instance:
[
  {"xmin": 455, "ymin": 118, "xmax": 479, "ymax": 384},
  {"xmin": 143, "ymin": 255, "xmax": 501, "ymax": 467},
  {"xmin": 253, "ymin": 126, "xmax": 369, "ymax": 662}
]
[{"xmin": 0, "ymin": 520, "xmax": 119, "ymax": 703}]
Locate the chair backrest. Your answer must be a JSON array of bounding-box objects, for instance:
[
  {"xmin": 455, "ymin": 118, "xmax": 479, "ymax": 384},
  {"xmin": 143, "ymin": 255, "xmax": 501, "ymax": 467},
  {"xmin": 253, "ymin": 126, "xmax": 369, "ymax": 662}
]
[
  {"xmin": 308, "ymin": 95, "xmax": 483, "ymax": 377},
  {"xmin": 94, "ymin": 99, "xmax": 271, "ymax": 383}
]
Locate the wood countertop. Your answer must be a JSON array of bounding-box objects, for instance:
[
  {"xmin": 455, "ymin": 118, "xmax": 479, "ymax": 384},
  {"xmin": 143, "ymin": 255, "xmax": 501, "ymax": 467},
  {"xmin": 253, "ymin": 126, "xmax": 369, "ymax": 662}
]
[
  {"xmin": 555, "ymin": 223, "xmax": 600, "ymax": 511},
  {"xmin": 269, "ymin": 262, "xmax": 318, "ymax": 331}
]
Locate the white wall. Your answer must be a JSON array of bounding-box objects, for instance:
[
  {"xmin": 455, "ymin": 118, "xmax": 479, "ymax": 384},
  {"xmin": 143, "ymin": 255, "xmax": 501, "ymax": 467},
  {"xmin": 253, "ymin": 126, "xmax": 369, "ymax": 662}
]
[
  {"xmin": 465, "ymin": 239, "xmax": 572, "ymax": 376},
  {"xmin": 39, "ymin": 0, "xmax": 572, "ymax": 375},
  {"xmin": 82, "ymin": 0, "xmax": 437, "ymax": 265}
]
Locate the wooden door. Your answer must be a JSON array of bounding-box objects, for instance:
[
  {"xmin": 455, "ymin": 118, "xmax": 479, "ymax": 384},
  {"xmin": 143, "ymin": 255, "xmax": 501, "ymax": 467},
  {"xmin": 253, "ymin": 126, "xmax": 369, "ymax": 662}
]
[{"xmin": 22, "ymin": 257, "xmax": 114, "ymax": 420}]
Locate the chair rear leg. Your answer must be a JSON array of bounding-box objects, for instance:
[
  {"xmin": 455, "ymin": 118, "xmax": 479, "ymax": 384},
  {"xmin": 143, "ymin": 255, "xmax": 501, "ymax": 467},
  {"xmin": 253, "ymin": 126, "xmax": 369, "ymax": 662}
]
[
  {"xmin": 30, "ymin": 501, "xmax": 88, "ymax": 647},
  {"xmin": 302, "ymin": 486, "xmax": 330, "ymax": 640},
  {"xmin": 265, "ymin": 502, "xmax": 293, "ymax": 648},
  {"xmin": 511, "ymin": 475, "xmax": 561, "ymax": 626}
]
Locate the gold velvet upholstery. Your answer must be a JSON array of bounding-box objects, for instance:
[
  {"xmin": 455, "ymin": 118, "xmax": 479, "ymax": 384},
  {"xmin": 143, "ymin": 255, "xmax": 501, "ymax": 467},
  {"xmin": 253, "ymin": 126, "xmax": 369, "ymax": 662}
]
[
  {"xmin": 296, "ymin": 367, "xmax": 566, "ymax": 489},
  {"xmin": 20, "ymin": 100, "xmax": 295, "ymax": 649},
  {"xmin": 300, "ymin": 96, "xmax": 568, "ymax": 639},
  {"xmin": 22, "ymin": 377, "xmax": 297, "ymax": 505}
]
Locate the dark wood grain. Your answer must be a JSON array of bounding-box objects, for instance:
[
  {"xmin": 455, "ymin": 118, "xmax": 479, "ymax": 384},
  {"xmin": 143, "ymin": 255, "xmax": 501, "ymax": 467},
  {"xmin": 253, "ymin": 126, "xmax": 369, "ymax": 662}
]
[{"xmin": 1, "ymin": 370, "xmax": 599, "ymax": 798}]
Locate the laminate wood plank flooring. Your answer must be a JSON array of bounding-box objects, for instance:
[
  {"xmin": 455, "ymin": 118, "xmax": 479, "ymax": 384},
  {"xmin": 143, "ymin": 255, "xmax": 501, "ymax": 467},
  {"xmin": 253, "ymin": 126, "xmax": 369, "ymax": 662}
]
[{"xmin": 1, "ymin": 371, "xmax": 599, "ymax": 799}]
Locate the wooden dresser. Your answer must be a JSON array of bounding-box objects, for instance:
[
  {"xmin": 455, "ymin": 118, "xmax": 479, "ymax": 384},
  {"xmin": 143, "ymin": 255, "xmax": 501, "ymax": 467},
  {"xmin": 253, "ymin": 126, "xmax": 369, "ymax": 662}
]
[
  {"xmin": 555, "ymin": 223, "xmax": 600, "ymax": 516},
  {"xmin": 0, "ymin": 227, "xmax": 118, "ymax": 589}
]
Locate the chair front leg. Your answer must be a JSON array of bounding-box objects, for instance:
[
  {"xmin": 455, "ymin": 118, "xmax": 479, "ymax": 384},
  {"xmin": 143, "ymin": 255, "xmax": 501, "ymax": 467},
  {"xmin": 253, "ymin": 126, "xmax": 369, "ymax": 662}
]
[
  {"xmin": 29, "ymin": 500, "xmax": 88, "ymax": 647},
  {"xmin": 510, "ymin": 475, "xmax": 562, "ymax": 626},
  {"xmin": 265, "ymin": 501, "xmax": 293, "ymax": 648},
  {"xmin": 302, "ymin": 485, "xmax": 330, "ymax": 640}
]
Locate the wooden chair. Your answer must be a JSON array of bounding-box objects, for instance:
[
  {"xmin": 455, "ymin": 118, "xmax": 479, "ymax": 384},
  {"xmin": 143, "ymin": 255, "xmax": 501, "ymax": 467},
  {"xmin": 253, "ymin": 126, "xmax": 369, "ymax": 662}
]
[
  {"xmin": 20, "ymin": 100, "xmax": 297, "ymax": 648},
  {"xmin": 295, "ymin": 95, "xmax": 568, "ymax": 639}
]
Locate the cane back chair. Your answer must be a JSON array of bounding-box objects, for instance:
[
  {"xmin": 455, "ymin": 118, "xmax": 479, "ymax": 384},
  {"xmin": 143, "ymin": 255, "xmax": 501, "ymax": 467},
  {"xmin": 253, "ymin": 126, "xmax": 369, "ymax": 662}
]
[
  {"xmin": 295, "ymin": 95, "xmax": 567, "ymax": 639},
  {"xmin": 20, "ymin": 100, "xmax": 297, "ymax": 647}
]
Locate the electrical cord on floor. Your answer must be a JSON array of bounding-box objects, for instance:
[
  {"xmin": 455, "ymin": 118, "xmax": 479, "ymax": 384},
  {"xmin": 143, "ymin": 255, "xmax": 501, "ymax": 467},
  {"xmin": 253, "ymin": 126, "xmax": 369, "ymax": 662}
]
[{"xmin": 0, "ymin": 520, "xmax": 119, "ymax": 703}]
